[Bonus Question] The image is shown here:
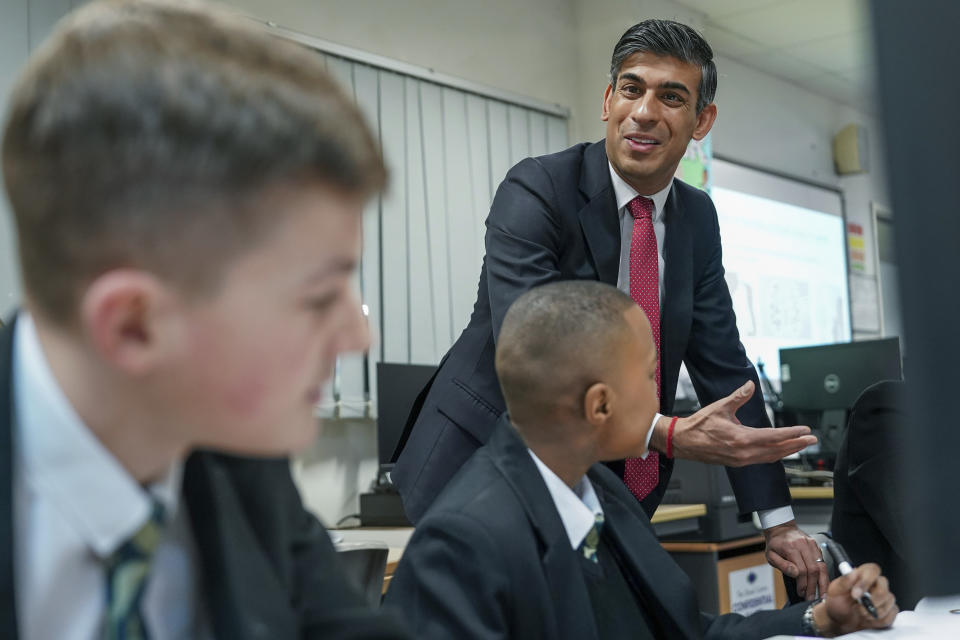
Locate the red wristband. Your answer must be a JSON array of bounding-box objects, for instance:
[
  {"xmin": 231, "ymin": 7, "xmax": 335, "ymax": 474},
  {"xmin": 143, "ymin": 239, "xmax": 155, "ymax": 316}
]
[{"xmin": 665, "ymin": 416, "xmax": 678, "ymax": 459}]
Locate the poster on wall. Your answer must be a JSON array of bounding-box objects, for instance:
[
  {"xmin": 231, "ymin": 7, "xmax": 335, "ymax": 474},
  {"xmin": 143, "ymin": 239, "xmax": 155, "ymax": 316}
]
[
  {"xmin": 675, "ymin": 134, "xmax": 711, "ymax": 193},
  {"xmin": 847, "ymin": 222, "xmax": 868, "ymax": 272},
  {"xmin": 850, "ymin": 271, "xmax": 882, "ymax": 334}
]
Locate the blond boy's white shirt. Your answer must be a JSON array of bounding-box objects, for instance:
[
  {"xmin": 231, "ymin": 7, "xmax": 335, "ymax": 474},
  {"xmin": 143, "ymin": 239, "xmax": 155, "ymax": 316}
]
[{"xmin": 12, "ymin": 313, "xmax": 211, "ymax": 639}]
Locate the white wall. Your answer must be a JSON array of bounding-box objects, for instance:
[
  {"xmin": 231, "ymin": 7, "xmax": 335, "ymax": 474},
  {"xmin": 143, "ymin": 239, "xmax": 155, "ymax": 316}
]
[
  {"xmin": 712, "ymin": 54, "xmax": 888, "ymax": 276},
  {"xmin": 1, "ymin": 0, "xmax": 33, "ymax": 319},
  {"xmin": 225, "ymin": 0, "xmax": 580, "ymax": 124},
  {"xmin": 1, "ymin": 0, "xmax": 89, "ymax": 319}
]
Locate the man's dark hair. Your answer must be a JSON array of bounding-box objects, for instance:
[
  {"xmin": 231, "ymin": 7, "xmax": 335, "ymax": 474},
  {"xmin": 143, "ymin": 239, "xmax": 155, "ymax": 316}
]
[
  {"xmin": 495, "ymin": 281, "xmax": 637, "ymax": 423},
  {"xmin": 609, "ymin": 19, "xmax": 717, "ymax": 114},
  {"xmin": 2, "ymin": 0, "xmax": 386, "ymax": 326}
]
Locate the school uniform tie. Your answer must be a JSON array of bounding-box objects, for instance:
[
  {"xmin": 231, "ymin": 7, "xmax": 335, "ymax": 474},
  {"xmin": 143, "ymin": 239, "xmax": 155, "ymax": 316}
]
[
  {"xmin": 623, "ymin": 195, "xmax": 661, "ymax": 501},
  {"xmin": 579, "ymin": 512, "xmax": 605, "ymax": 563},
  {"xmin": 103, "ymin": 501, "xmax": 166, "ymax": 640}
]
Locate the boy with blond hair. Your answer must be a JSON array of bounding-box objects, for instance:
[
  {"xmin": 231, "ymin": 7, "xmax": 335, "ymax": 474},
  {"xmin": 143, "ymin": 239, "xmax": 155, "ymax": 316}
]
[{"xmin": 0, "ymin": 1, "xmax": 408, "ymax": 637}]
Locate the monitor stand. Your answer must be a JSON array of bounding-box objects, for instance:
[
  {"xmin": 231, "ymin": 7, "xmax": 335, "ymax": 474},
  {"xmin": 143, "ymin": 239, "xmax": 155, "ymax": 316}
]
[
  {"xmin": 359, "ymin": 464, "xmax": 411, "ymax": 527},
  {"xmin": 815, "ymin": 409, "xmax": 848, "ymax": 456}
]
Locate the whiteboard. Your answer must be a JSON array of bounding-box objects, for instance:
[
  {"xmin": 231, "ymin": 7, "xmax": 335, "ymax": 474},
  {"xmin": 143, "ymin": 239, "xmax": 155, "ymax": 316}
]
[{"xmin": 711, "ymin": 159, "xmax": 851, "ymax": 385}]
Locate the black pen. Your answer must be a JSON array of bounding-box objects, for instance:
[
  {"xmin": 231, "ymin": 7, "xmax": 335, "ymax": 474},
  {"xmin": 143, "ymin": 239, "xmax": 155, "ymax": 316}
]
[{"xmin": 821, "ymin": 539, "xmax": 879, "ymax": 619}]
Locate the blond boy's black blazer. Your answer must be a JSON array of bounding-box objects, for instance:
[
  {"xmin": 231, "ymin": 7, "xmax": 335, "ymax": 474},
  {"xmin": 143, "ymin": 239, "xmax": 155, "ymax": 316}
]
[{"xmin": 0, "ymin": 317, "xmax": 409, "ymax": 640}]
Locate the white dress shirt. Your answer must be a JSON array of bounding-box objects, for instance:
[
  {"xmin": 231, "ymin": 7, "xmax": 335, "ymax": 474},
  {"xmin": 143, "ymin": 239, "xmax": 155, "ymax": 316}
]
[
  {"xmin": 528, "ymin": 450, "xmax": 603, "ymax": 550},
  {"xmin": 12, "ymin": 314, "xmax": 210, "ymax": 639},
  {"xmin": 607, "ymin": 165, "xmax": 794, "ymax": 530}
]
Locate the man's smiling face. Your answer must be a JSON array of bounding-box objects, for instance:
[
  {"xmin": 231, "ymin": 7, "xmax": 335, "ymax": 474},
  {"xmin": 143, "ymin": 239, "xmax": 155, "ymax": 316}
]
[{"xmin": 602, "ymin": 51, "xmax": 716, "ymax": 194}]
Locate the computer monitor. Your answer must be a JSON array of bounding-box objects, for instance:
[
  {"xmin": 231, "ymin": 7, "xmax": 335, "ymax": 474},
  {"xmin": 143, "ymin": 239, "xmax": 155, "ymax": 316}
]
[
  {"xmin": 779, "ymin": 338, "xmax": 902, "ymax": 410},
  {"xmin": 778, "ymin": 338, "xmax": 902, "ymax": 469},
  {"xmin": 375, "ymin": 362, "xmax": 437, "ymax": 468}
]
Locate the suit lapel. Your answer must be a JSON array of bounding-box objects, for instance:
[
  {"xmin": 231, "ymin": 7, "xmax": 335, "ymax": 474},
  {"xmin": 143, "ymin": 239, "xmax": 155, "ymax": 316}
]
[
  {"xmin": 578, "ymin": 142, "xmax": 620, "ymax": 286},
  {"xmin": 591, "ymin": 472, "xmax": 702, "ymax": 640},
  {"xmin": 661, "ymin": 182, "xmax": 694, "ymax": 412},
  {"xmin": 0, "ymin": 319, "xmax": 19, "ymax": 640},
  {"xmin": 486, "ymin": 422, "xmax": 600, "ymax": 640},
  {"xmin": 183, "ymin": 454, "xmax": 297, "ymax": 640}
]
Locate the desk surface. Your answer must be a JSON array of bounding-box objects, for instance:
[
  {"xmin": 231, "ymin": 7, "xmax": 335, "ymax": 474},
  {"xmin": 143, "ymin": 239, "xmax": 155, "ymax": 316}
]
[{"xmin": 789, "ymin": 486, "xmax": 834, "ymax": 500}]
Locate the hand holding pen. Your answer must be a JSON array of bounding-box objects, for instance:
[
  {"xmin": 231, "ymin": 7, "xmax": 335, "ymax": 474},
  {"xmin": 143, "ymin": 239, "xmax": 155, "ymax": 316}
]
[
  {"xmin": 821, "ymin": 539, "xmax": 879, "ymax": 618},
  {"xmin": 808, "ymin": 541, "xmax": 898, "ymax": 636}
]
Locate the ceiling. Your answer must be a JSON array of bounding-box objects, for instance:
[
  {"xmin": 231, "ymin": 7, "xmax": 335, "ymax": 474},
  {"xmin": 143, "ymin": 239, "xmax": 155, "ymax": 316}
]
[{"xmin": 669, "ymin": 0, "xmax": 875, "ymax": 112}]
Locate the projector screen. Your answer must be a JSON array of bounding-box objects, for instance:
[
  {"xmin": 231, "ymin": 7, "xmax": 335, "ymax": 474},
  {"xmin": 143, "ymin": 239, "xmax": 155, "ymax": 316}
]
[{"xmin": 710, "ymin": 159, "xmax": 851, "ymax": 386}]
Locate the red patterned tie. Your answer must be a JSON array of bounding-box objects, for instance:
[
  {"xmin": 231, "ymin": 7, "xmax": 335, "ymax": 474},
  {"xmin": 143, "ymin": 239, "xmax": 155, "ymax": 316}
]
[{"xmin": 623, "ymin": 195, "xmax": 661, "ymax": 501}]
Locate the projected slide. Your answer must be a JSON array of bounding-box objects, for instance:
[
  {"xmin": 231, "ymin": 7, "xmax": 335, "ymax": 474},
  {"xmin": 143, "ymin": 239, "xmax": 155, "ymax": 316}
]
[{"xmin": 712, "ymin": 186, "xmax": 851, "ymax": 383}]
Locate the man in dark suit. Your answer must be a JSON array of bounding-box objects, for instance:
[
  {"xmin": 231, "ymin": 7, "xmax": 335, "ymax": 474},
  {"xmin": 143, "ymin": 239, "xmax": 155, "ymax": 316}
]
[
  {"xmin": 393, "ymin": 18, "xmax": 826, "ymax": 597},
  {"xmin": 832, "ymin": 380, "xmax": 919, "ymax": 609},
  {"xmin": 0, "ymin": 1, "xmax": 407, "ymax": 637},
  {"xmin": 385, "ymin": 281, "xmax": 896, "ymax": 639}
]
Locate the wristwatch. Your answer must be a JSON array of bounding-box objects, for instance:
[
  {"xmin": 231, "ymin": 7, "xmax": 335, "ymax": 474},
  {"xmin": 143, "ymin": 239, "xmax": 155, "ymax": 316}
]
[{"xmin": 801, "ymin": 597, "xmax": 825, "ymax": 636}]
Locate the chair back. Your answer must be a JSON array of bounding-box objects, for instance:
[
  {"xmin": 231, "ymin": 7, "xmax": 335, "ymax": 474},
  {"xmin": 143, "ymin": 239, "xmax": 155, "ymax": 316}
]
[{"xmin": 335, "ymin": 540, "xmax": 390, "ymax": 607}]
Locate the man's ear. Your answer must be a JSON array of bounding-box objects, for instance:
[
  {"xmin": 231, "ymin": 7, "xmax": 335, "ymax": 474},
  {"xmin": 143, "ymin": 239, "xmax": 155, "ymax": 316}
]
[
  {"xmin": 79, "ymin": 270, "xmax": 180, "ymax": 375},
  {"xmin": 601, "ymin": 84, "xmax": 614, "ymax": 122},
  {"xmin": 692, "ymin": 103, "xmax": 717, "ymax": 141}
]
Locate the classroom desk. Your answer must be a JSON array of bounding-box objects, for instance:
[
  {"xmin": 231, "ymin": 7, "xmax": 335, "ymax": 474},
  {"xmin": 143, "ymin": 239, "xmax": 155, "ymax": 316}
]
[
  {"xmin": 764, "ymin": 594, "xmax": 960, "ymax": 638},
  {"xmin": 661, "ymin": 535, "xmax": 788, "ymax": 615},
  {"xmin": 334, "ymin": 503, "xmax": 708, "ymax": 594}
]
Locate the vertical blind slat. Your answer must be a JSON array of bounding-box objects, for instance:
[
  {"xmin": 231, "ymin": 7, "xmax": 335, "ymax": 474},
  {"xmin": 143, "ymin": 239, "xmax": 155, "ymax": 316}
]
[{"xmin": 317, "ymin": 54, "xmax": 567, "ymax": 413}]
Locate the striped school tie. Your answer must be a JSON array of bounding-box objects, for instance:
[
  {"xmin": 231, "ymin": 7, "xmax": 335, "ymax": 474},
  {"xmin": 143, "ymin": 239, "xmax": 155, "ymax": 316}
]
[{"xmin": 103, "ymin": 501, "xmax": 165, "ymax": 640}]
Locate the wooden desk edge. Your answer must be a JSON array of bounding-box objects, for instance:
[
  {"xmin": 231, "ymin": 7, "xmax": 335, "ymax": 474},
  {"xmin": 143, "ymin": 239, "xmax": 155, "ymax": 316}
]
[
  {"xmin": 790, "ymin": 486, "xmax": 834, "ymax": 499},
  {"xmin": 650, "ymin": 503, "xmax": 707, "ymax": 523},
  {"xmin": 660, "ymin": 534, "xmax": 766, "ymax": 553}
]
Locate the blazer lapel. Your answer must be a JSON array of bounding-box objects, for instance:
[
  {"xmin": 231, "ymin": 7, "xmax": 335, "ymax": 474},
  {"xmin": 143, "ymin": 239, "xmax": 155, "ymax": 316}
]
[
  {"xmin": 660, "ymin": 182, "xmax": 694, "ymax": 412},
  {"xmin": 0, "ymin": 319, "xmax": 19, "ymax": 640},
  {"xmin": 592, "ymin": 474, "xmax": 702, "ymax": 640},
  {"xmin": 486, "ymin": 422, "xmax": 600, "ymax": 640},
  {"xmin": 183, "ymin": 454, "xmax": 298, "ymax": 640},
  {"xmin": 578, "ymin": 142, "xmax": 620, "ymax": 286}
]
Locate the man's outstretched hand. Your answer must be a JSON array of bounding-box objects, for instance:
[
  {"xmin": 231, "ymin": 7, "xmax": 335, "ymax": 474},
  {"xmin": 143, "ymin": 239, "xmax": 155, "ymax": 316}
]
[{"xmin": 651, "ymin": 380, "xmax": 817, "ymax": 466}]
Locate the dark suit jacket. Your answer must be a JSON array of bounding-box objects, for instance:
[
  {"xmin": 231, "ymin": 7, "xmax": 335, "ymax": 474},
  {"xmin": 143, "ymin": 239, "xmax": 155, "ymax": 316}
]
[
  {"xmin": 385, "ymin": 421, "xmax": 806, "ymax": 639},
  {"xmin": 393, "ymin": 140, "xmax": 789, "ymax": 523},
  {"xmin": 831, "ymin": 380, "xmax": 919, "ymax": 609},
  {"xmin": 0, "ymin": 317, "xmax": 409, "ymax": 640}
]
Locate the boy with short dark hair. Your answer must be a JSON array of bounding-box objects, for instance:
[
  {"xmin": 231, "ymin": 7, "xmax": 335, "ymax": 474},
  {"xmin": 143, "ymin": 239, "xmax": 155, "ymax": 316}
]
[
  {"xmin": 385, "ymin": 280, "xmax": 897, "ymax": 639},
  {"xmin": 0, "ymin": 1, "xmax": 407, "ymax": 637}
]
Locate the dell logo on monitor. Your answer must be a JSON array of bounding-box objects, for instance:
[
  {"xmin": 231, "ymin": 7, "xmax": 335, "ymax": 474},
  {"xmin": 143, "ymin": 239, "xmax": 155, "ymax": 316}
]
[{"xmin": 824, "ymin": 374, "xmax": 841, "ymax": 394}]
